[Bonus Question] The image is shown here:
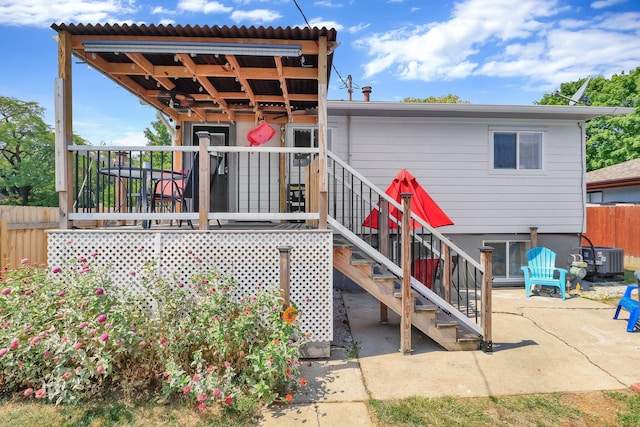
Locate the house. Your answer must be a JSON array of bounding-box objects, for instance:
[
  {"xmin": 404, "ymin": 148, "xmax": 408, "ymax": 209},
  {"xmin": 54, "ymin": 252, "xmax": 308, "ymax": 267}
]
[
  {"xmin": 48, "ymin": 23, "xmax": 633, "ymax": 355},
  {"xmin": 327, "ymin": 99, "xmax": 633, "ymax": 285},
  {"xmin": 587, "ymin": 157, "xmax": 640, "ymax": 203}
]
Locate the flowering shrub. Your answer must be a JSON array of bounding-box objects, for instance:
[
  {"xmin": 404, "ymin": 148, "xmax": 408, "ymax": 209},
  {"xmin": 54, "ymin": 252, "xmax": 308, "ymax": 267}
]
[{"xmin": 0, "ymin": 256, "xmax": 307, "ymax": 408}]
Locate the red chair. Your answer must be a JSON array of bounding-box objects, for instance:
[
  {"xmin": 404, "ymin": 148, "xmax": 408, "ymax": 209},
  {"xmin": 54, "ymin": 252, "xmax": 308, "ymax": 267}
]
[{"xmin": 150, "ymin": 171, "xmax": 192, "ymax": 228}]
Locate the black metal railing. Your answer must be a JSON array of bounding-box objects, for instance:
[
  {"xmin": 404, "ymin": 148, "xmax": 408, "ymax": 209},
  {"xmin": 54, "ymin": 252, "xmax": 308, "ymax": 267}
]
[
  {"xmin": 327, "ymin": 150, "xmax": 485, "ymax": 334},
  {"xmin": 67, "ymin": 145, "xmax": 320, "ymax": 226}
]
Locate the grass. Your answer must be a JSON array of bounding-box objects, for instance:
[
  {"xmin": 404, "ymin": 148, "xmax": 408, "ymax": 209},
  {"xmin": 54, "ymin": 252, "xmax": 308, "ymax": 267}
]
[
  {"xmin": 0, "ymin": 394, "xmax": 262, "ymax": 427},
  {"xmin": 369, "ymin": 390, "xmax": 640, "ymax": 427}
]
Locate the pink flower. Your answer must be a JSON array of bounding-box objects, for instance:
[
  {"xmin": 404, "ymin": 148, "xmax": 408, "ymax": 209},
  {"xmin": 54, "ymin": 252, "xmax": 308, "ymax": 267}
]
[
  {"xmin": 99, "ymin": 333, "xmax": 109, "ymax": 342},
  {"xmin": 43, "ymin": 351, "xmax": 51, "ymax": 359},
  {"xmin": 0, "ymin": 348, "xmax": 7, "ymax": 357},
  {"xmin": 128, "ymin": 270, "xmax": 136, "ymax": 276},
  {"xmin": 91, "ymin": 252, "xmax": 98, "ymax": 257},
  {"xmin": 197, "ymin": 393, "xmax": 207, "ymax": 402},
  {"xmin": 206, "ymin": 365, "xmax": 214, "ymax": 374},
  {"xmin": 225, "ymin": 396, "xmax": 233, "ymax": 404},
  {"xmin": 9, "ymin": 339, "xmax": 18, "ymax": 349},
  {"xmin": 97, "ymin": 365, "xmax": 105, "ymax": 374},
  {"xmin": 52, "ymin": 266, "xmax": 62, "ymax": 274},
  {"xmin": 58, "ymin": 291, "xmax": 65, "ymax": 297},
  {"xmin": 197, "ymin": 403, "xmax": 206, "ymax": 411},
  {"xmin": 224, "ymin": 361, "xmax": 231, "ymax": 369},
  {"xmin": 96, "ymin": 314, "xmax": 107, "ymax": 323},
  {"xmin": 21, "ymin": 258, "xmax": 29, "ymax": 265},
  {"xmin": 159, "ymin": 337, "xmax": 167, "ymax": 345},
  {"xmin": 213, "ymin": 388, "xmax": 221, "ymax": 397},
  {"xmin": 81, "ymin": 266, "xmax": 90, "ymax": 273},
  {"xmin": 35, "ymin": 389, "xmax": 45, "ymax": 399},
  {"xmin": 24, "ymin": 290, "xmax": 33, "ymax": 296},
  {"xmin": 23, "ymin": 388, "xmax": 33, "ymax": 397},
  {"xmin": 61, "ymin": 371, "xmax": 72, "ymax": 380},
  {"xmin": 78, "ymin": 257, "xmax": 87, "ymax": 263},
  {"xmin": 192, "ymin": 374, "xmax": 200, "ymax": 382},
  {"xmin": 138, "ymin": 341, "xmax": 146, "ymax": 348},
  {"xmin": 74, "ymin": 342, "xmax": 82, "ymax": 350},
  {"xmin": 94, "ymin": 288, "xmax": 104, "ymax": 295},
  {"xmin": 78, "ymin": 321, "xmax": 88, "ymax": 328},
  {"xmin": 183, "ymin": 385, "xmax": 191, "ymax": 394},
  {"xmin": 1, "ymin": 288, "xmax": 11, "ymax": 295}
]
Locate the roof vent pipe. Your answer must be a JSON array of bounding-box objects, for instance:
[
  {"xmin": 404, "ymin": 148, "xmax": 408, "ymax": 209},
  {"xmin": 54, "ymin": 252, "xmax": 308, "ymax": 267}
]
[{"xmin": 362, "ymin": 86, "xmax": 372, "ymax": 102}]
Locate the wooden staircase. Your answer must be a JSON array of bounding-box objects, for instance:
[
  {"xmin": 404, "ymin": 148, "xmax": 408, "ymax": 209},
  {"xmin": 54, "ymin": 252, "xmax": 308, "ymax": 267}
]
[{"xmin": 333, "ymin": 236, "xmax": 481, "ymax": 351}]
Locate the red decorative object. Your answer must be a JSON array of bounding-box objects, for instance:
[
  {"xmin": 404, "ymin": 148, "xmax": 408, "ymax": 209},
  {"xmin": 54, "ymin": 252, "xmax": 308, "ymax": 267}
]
[{"xmin": 247, "ymin": 121, "xmax": 276, "ymax": 147}]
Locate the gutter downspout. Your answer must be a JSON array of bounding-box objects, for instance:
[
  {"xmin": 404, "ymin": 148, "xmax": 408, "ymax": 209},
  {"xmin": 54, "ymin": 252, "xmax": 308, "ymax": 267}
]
[{"xmin": 579, "ymin": 121, "xmax": 586, "ymax": 234}]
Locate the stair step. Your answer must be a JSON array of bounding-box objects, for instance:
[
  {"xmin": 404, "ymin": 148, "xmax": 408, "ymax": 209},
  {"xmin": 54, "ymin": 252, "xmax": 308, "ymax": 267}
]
[
  {"xmin": 393, "ymin": 290, "xmax": 419, "ymax": 299},
  {"xmin": 436, "ymin": 322, "xmax": 458, "ymax": 329},
  {"xmin": 457, "ymin": 332, "xmax": 481, "ymax": 342}
]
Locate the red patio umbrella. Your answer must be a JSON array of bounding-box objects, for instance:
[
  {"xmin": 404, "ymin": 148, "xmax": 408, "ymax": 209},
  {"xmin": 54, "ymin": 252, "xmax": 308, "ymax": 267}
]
[{"xmin": 363, "ymin": 169, "xmax": 453, "ymax": 229}]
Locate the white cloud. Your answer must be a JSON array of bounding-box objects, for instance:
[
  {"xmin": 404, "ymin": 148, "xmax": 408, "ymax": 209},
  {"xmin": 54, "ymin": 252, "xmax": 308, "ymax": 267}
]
[
  {"xmin": 314, "ymin": 1, "xmax": 343, "ymax": 7},
  {"xmin": 591, "ymin": 0, "xmax": 625, "ymax": 9},
  {"xmin": 348, "ymin": 22, "xmax": 370, "ymax": 34},
  {"xmin": 230, "ymin": 9, "xmax": 282, "ymax": 23},
  {"xmin": 0, "ymin": 0, "xmax": 136, "ymax": 27},
  {"xmin": 177, "ymin": 0, "xmax": 232, "ymax": 14},
  {"xmin": 356, "ymin": 0, "xmax": 640, "ymax": 91},
  {"xmin": 151, "ymin": 6, "xmax": 174, "ymax": 15},
  {"xmin": 307, "ymin": 17, "xmax": 343, "ymax": 31}
]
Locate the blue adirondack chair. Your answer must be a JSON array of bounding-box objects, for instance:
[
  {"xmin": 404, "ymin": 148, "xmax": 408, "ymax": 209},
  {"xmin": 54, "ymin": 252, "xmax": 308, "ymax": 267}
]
[
  {"xmin": 521, "ymin": 247, "xmax": 568, "ymax": 300},
  {"xmin": 613, "ymin": 279, "xmax": 639, "ymax": 332}
]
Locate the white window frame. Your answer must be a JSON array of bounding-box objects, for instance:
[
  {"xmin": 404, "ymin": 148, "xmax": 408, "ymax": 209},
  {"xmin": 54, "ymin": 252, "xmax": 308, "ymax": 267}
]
[
  {"xmin": 483, "ymin": 239, "xmax": 531, "ymax": 282},
  {"xmin": 489, "ymin": 129, "xmax": 545, "ymax": 174}
]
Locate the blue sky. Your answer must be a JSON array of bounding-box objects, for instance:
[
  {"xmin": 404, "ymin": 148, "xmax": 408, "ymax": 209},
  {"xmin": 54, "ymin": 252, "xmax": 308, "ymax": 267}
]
[{"xmin": 0, "ymin": 0, "xmax": 638, "ymax": 146}]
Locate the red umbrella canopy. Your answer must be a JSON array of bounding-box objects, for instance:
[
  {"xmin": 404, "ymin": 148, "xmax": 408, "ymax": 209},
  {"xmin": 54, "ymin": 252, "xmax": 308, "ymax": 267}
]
[{"xmin": 363, "ymin": 169, "xmax": 454, "ymax": 229}]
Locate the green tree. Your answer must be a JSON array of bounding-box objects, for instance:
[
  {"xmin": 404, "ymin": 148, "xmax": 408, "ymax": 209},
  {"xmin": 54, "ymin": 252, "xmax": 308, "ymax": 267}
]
[
  {"xmin": 144, "ymin": 116, "xmax": 172, "ymax": 146},
  {"xmin": 403, "ymin": 94, "xmax": 469, "ymax": 103},
  {"xmin": 538, "ymin": 68, "xmax": 640, "ymax": 171},
  {"xmin": 0, "ymin": 96, "xmax": 56, "ymax": 206}
]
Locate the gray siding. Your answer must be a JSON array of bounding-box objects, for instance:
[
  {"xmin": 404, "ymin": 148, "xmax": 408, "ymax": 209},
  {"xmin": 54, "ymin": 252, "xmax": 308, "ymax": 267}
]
[{"xmin": 329, "ymin": 116, "xmax": 585, "ymax": 234}]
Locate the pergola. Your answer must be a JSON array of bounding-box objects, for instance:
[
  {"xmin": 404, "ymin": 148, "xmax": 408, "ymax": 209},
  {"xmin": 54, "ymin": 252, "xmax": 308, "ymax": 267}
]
[{"xmin": 51, "ymin": 23, "xmax": 339, "ymax": 229}]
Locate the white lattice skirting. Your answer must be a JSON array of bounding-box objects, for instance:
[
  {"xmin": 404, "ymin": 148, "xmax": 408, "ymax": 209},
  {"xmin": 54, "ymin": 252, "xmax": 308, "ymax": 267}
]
[{"xmin": 47, "ymin": 229, "xmax": 333, "ymax": 349}]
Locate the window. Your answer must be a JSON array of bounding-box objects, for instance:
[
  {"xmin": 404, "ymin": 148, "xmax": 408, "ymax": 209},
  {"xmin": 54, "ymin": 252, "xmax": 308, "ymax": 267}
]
[
  {"xmin": 484, "ymin": 240, "xmax": 530, "ymax": 281},
  {"xmin": 587, "ymin": 191, "xmax": 603, "ymax": 203},
  {"xmin": 493, "ymin": 131, "xmax": 542, "ymax": 170},
  {"xmin": 289, "ymin": 126, "xmax": 333, "ymax": 166}
]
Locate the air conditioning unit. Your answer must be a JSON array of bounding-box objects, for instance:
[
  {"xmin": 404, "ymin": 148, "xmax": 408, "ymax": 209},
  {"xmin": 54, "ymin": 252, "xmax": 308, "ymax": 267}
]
[{"xmin": 581, "ymin": 246, "xmax": 624, "ymax": 276}]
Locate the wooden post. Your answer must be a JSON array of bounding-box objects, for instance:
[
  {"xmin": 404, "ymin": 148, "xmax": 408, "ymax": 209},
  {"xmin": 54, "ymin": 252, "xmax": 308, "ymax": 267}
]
[
  {"xmin": 400, "ymin": 193, "xmax": 413, "ymax": 354},
  {"xmin": 55, "ymin": 31, "xmax": 73, "ymax": 229},
  {"xmin": 480, "ymin": 246, "xmax": 493, "ymax": 353},
  {"xmin": 379, "ymin": 197, "xmax": 389, "ymax": 323},
  {"xmin": 196, "ymin": 131, "xmax": 211, "ymax": 230},
  {"xmin": 317, "ymin": 36, "xmax": 328, "ymax": 229},
  {"xmin": 442, "ymin": 244, "xmax": 452, "ymax": 303},
  {"xmin": 530, "ymin": 226, "xmax": 538, "ymax": 248},
  {"xmin": 0, "ymin": 219, "xmax": 7, "ymax": 271},
  {"xmin": 278, "ymin": 246, "xmax": 292, "ymax": 305}
]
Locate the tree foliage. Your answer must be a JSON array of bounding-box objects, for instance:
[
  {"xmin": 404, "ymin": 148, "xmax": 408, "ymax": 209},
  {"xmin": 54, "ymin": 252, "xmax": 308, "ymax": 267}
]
[
  {"xmin": 0, "ymin": 96, "xmax": 56, "ymax": 206},
  {"xmin": 143, "ymin": 116, "xmax": 172, "ymax": 146},
  {"xmin": 538, "ymin": 68, "xmax": 640, "ymax": 171},
  {"xmin": 403, "ymin": 94, "xmax": 470, "ymax": 103}
]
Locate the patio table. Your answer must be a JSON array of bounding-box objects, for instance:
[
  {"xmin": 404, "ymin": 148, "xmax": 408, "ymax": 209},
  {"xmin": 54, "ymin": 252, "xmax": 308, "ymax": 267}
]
[{"xmin": 99, "ymin": 166, "xmax": 187, "ymax": 229}]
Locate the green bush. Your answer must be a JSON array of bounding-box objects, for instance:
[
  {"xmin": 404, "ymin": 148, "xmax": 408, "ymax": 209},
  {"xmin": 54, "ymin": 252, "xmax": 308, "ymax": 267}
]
[{"xmin": 0, "ymin": 256, "xmax": 307, "ymax": 409}]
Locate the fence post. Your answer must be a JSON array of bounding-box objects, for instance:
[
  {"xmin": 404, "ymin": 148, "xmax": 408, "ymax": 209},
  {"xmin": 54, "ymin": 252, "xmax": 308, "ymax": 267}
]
[
  {"xmin": 480, "ymin": 246, "xmax": 493, "ymax": 353},
  {"xmin": 400, "ymin": 193, "xmax": 412, "ymax": 354},
  {"xmin": 379, "ymin": 197, "xmax": 389, "ymax": 323},
  {"xmin": 0, "ymin": 219, "xmax": 7, "ymax": 270},
  {"xmin": 196, "ymin": 131, "xmax": 211, "ymax": 230},
  {"xmin": 278, "ymin": 246, "xmax": 292, "ymax": 305}
]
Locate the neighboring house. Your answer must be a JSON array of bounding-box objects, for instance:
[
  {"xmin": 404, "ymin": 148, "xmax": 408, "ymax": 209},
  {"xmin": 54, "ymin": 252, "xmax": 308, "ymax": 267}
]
[
  {"xmin": 48, "ymin": 23, "xmax": 633, "ymax": 353},
  {"xmin": 327, "ymin": 100, "xmax": 632, "ymax": 285},
  {"xmin": 587, "ymin": 157, "xmax": 640, "ymax": 203}
]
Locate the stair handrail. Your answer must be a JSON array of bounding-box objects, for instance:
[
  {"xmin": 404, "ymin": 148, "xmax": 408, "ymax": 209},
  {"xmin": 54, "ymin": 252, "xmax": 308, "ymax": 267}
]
[
  {"xmin": 328, "ymin": 217, "xmax": 482, "ymax": 336},
  {"xmin": 328, "ymin": 151, "xmax": 483, "ymax": 272}
]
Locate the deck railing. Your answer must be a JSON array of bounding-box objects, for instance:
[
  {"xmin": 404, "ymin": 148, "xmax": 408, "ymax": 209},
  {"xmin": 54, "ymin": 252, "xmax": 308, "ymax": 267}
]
[
  {"xmin": 68, "ymin": 145, "xmax": 320, "ymax": 226},
  {"xmin": 326, "ymin": 151, "xmax": 490, "ymax": 341}
]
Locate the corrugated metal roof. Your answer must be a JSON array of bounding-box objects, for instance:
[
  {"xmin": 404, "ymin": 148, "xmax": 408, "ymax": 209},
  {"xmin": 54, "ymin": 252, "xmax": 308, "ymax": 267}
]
[{"xmin": 51, "ymin": 23, "xmax": 337, "ymax": 124}]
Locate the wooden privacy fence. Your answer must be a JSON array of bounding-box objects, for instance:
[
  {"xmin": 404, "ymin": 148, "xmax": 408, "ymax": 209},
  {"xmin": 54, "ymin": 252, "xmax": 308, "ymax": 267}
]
[
  {"xmin": 0, "ymin": 206, "xmax": 59, "ymax": 270},
  {"xmin": 585, "ymin": 204, "xmax": 640, "ymax": 270}
]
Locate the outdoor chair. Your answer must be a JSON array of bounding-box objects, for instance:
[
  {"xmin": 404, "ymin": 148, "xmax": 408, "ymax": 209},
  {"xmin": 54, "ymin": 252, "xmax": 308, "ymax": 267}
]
[
  {"xmin": 613, "ymin": 271, "xmax": 639, "ymax": 332},
  {"xmin": 150, "ymin": 171, "xmax": 193, "ymax": 229},
  {"xmin": 521, "ymin": 247, "xmax": 568, "ymax": 300}
]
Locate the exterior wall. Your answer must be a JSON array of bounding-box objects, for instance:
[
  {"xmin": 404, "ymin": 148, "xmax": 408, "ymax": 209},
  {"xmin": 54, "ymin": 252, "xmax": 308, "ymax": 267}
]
[
  {"xmin": 47, "ymin": 229, "xmax": 333, "ymax": 353},
  {"xmin": 588, "ymin": 185, "xmax": 640, "ymax": 204},
  {"xmin": 329, "ymin": 115, "xmax": 585, "ymax": 236}
]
